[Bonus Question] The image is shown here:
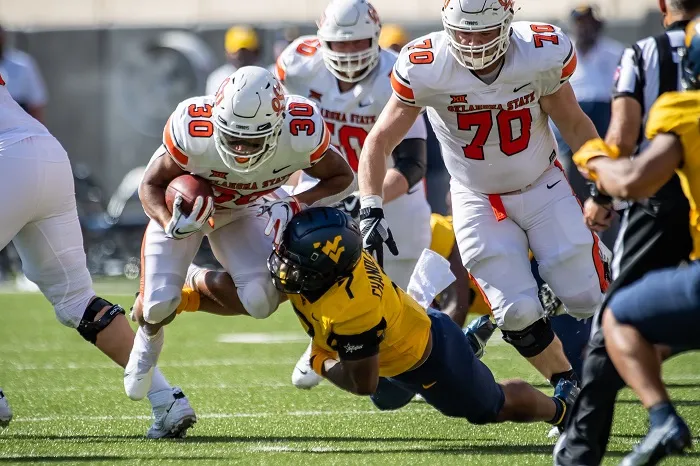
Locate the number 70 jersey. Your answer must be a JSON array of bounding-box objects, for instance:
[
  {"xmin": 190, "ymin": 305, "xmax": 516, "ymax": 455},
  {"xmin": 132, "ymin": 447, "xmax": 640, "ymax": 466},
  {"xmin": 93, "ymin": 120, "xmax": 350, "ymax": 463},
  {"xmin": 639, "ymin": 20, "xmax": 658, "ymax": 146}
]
[{"xmin": 392, "ymin": 22, "xmax": 577, "ymax": 194}]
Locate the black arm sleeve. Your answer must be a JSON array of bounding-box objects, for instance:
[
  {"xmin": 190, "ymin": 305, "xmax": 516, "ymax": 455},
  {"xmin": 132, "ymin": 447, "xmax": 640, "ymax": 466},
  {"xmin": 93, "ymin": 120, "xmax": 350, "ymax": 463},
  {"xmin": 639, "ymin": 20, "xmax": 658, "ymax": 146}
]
[
  {"xmin": 390, "ymin": 138, "xmax": 427, "ymax": 190},
  {"xmin": 331, "ymin": 318, "xmax": 387, "ymax": 361}
]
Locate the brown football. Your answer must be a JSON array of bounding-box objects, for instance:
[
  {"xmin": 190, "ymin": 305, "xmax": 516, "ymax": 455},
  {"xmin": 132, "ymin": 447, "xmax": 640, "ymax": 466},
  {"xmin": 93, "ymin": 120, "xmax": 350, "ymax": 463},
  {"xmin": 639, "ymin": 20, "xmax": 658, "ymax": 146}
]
[{"xmin": 165, "ymin": 175, "xmax": 214, "ymax": 215}]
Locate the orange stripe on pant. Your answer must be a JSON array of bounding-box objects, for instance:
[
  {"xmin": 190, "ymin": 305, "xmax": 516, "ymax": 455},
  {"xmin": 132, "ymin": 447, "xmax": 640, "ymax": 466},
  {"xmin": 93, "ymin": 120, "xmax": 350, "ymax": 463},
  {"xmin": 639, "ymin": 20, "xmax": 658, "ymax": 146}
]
[{"xmin": 553, "ymin": 160, "xmax": 609, "ymax": 292}]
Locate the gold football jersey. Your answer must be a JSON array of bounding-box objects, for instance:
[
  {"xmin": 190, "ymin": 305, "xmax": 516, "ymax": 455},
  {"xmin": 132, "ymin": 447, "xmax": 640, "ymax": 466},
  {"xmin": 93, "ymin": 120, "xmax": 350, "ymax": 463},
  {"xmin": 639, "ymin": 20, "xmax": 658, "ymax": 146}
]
[
  {"xmin": 646, "ymin": 90, "xmax": 700, "ymax": 258},
  {"xmin": 288, "ymin": 251, "xmax": 431, "ymax": 377}
]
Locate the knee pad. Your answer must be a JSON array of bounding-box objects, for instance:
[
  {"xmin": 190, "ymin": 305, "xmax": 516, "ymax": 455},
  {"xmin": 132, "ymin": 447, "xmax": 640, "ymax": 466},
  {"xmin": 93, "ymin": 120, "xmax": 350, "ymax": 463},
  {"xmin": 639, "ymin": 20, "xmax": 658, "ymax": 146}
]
[
  {"xmin": 501, "ymin": 318, "xmax": 555, "ymax": 358},
  {"xmin": 142, "ymin": 285, "xmax": 182, "ymax": 324},
  {"xmin": 77, "ymin": 297, "xmax": 125, "ymax": 344},
  {"xmin": 238, "ymin": 276, "xmax": 281, "ymax": 319},
  {"xmin": 498, "ymin": 291, "xmax": 544, "ymax": 332}
]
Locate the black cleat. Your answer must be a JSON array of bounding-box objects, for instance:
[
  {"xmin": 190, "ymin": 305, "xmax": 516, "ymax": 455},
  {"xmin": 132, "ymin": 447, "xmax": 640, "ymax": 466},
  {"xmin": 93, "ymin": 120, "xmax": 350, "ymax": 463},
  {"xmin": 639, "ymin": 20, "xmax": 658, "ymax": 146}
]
[
  {"xmin": 552, "ymin": 379, "xmax": 580, "ymax": 431},
  {"xmin": 621, "ymin": 414, "xmax": 692, "ymax": 466}
]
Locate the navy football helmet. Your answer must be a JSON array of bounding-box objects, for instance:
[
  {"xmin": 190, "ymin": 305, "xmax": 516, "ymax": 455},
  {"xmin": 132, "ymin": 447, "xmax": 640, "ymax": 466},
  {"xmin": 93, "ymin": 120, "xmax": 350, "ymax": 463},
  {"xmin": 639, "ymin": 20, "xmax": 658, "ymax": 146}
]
[
  {"xmin": 682, "ymin": 16, "xmax": 700, "ymax": 90},
  {"xmin": 267, "ymin": 207, "xmax": 363, "ymax": 294}
]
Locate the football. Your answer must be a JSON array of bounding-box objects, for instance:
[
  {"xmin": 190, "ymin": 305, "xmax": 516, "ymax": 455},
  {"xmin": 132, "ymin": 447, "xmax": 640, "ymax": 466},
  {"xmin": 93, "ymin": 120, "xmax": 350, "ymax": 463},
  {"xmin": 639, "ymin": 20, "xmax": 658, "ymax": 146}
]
[{"xmin": 165, "ymin": 174, "xmax": 214, "ymax": 215}]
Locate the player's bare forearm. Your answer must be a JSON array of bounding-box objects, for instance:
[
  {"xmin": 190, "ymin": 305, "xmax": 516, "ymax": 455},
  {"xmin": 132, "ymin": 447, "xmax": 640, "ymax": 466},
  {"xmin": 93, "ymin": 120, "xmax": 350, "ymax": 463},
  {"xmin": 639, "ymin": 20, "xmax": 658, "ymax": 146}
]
[
  {"xmin": 588, "ymin": 134, "xmax": 682, "ymax": 199},
  {"xmin": 359, "ymin": 96, "xmax": 422, "ymax": 201},
  {"xmin": 139, "ymin": 150, "xmax": 186, "ymax": 228},
  {"xmin": 359, "ymin": 134, "xmax": 389, "ymax": 198},
  {"xmin": 382, "ymin": 169, "xmax": 410, "ymax": 204},
  {"xmin": 541, "ymin": 82, "xmax": 599, "ymax": 153},
  {"xmin": 323, "ymin": 359, "xmax": 378, "ymax": 396},
  {"xmin": 297, "ymin": 149, "xmax": 355, "ymax": 207},
  {"xmin": 605, "ymin": 97, "xmax": 642, "ymax": 159}
]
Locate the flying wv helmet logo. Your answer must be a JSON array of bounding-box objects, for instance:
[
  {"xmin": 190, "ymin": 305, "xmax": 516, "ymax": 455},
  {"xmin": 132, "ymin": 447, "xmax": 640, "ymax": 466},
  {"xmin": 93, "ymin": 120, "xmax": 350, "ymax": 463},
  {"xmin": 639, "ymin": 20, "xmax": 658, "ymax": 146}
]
[
  {"xmin": 271, "ymin": 84, "xmax": 285, "ymax": 117},
  {"xmin": 313, "ymin": 235, "xmax": 345, "ymax": 264}
]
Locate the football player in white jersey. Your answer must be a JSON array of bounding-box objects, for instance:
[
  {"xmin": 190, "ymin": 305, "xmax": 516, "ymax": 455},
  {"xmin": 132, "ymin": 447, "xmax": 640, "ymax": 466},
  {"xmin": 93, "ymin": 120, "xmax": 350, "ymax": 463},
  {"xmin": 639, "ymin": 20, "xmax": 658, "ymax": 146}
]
[
  {"xmin": 125, "ymin": 66, "xmax": 355, "ymax": 401},
  {"xmin": 0, "ymin": 73, "xmax": 196, "ymax": 437},
  {"xmin": 359, "ymin": 0, "xmax": 608, "ymax": 393},
  {"xmin": 274, "ymin": 0, "xmax": 432, "ymax": 389}
]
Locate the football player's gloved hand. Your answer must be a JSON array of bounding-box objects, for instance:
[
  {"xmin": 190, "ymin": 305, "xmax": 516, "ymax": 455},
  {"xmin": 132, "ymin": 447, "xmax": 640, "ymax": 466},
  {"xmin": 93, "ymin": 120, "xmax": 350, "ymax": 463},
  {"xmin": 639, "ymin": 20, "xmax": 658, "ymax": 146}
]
[
  {"xmin": 332, "ymin": 193, "xmax": 361, "ymax": 220},
  {"xmin": 259, "ymin": 196, "xmax": 304, "ymax": 245},
  {"xmin": 572, "ymin": 138, "xmax": 620, "ymax": 181},
  {"xmin": 165, "ymin": 194, "xmax": 215, "ymax": 240},
  {"xmin": 359, "ymin": 198, "xmax": 398, "ymax": 268}
]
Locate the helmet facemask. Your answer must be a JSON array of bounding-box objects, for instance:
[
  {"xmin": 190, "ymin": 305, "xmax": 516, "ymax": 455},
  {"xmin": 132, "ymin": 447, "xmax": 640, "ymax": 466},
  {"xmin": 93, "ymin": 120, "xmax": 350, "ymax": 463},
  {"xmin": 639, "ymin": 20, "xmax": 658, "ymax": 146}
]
[
  {"xmin": 268, "ymin": 244, "xmax": 338, "ymax": 294},
  {"xmin": 320, "ymin": 39, "xmax": 380, "ymax": 83},
  {"xmin": 213, "ymin": 116, "xmax": 283, "ymax": 173},
  {"xmin": 443, "ymin": 19, "xmax": 512, "ymax": 70}
]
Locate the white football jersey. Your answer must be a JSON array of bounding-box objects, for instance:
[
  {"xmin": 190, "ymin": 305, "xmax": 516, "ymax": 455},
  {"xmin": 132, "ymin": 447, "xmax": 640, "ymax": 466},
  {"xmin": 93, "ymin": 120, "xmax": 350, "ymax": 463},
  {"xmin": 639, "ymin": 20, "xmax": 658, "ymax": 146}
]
[
  {"xmin": 159, "ymin": 94, "xmax": 330, "ymax": 210},
  {"xmin": 275, "ymin": 35, "xmax": 431, "ymax": 263},
  {"xmin": 0, "ymin": 74, "xmax": 51, "ymax": 149},
  {"xmin": 392, "ymin": 22, "xmax": 578, "ymax": 194}
]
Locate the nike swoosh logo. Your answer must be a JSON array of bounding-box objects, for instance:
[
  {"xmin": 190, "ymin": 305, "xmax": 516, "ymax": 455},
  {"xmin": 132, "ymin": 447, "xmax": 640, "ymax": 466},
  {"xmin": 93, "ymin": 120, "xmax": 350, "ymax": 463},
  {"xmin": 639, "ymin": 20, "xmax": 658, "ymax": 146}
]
[
  {"xmin": 513, "ymin": 82, "xmax": 531, "ymax": 93},
  {"xmin": 422, "ymin": 381, "xmax": 437, "ymax": 389},
  {"xmin": 547, "ymin": 181, "xmax": 562, "ymax": 190},
  {"xmin": 359, "ymin": 101, "xmax": 372, "ymax": 108},
  {"xmin": 297, "ymin": 369, "xmax": 308, "ymax": 375},
  {"xmin": 272, "ymin": 165, "xmax": 292, "ymax": 174}
]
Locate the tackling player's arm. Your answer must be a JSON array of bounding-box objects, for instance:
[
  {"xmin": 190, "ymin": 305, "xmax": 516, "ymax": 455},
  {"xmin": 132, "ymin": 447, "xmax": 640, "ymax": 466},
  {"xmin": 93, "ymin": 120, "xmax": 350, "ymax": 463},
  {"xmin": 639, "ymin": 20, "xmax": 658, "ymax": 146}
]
[
  {"xmin": 139, "ymin": 148, "xmax": 187, "ymax": 229},
  {"xmin": 359, "ymin": 95, "xmax": 423, "ymax": 202},
  {"xmin": 322, "ymin": 355, "xmax": 380, "ymax": 396},
  {"xmin": 540, "ymin": 82, "xmax": 599, "ymax": 153},
  {"xmin": 584, "ymin": 133, "xmax": 682, "ymax": 200},
  {"xmin": 295, "ymin": 146, "xmax": 356, "ymax": 207}
]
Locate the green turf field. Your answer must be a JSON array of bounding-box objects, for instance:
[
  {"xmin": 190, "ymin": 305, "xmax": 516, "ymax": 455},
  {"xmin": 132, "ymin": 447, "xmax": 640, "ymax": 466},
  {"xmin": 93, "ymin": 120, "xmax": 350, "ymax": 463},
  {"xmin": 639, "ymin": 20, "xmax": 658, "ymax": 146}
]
[{"xmin": 1, "ymin": 287, "xmax": 699, "ymax": 465}]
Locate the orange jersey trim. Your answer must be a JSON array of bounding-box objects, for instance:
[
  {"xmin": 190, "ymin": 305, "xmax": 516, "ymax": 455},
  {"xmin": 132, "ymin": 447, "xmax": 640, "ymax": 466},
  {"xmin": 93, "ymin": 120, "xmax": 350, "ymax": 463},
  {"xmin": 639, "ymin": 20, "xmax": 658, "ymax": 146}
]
[
  {"xmin": 275, "ymin": 57, "xmax": 286, "ymax": 82},
  {"xmin": 163, "ymin": 116, "xmax": 189, "ymax": 166},
  {"xmin": 310, "ymin": 122, "xmax": 331, "ymax": 163},
  {"xmin": 390, "ymin": 70, "xmax": 415, "ymax": 101},
  {"xmin": 561, "ymin": 50, "xmax": 578, "ymax": 80}
]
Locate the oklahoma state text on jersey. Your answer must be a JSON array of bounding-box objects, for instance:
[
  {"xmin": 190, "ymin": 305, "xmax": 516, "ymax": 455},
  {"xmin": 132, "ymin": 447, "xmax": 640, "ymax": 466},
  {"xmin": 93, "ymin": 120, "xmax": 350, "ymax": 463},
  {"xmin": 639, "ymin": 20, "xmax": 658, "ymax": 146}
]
[{"xmin": 391, "ymin": 22, "xmax": 577, "ymax": 194}]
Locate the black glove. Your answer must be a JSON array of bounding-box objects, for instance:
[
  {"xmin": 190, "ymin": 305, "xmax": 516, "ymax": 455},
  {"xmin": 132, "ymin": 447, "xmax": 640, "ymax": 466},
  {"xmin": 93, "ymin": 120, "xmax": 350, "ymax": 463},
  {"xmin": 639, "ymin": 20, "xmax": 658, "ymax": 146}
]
[
  {"xmin": 332, "ymin": 194, "xmax": 361, "ymax": 220},
  {"xmin": 359, "ymin": 207, "xmax": 399, "ymax": 268}
]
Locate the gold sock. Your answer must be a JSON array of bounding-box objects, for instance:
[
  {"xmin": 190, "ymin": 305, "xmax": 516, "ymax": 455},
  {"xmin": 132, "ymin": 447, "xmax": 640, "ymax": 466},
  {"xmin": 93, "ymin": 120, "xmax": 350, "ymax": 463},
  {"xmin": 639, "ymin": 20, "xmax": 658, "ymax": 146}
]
[{"xmin": 176, "ymin": 287, "xmax": 201, "ymax": 314}]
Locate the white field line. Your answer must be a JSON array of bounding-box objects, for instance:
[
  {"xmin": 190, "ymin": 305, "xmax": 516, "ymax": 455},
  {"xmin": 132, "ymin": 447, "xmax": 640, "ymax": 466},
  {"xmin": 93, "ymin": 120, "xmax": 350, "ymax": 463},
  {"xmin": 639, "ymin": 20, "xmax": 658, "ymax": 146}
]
[
  {"xmin": 12, "ymin": 408, "xmax": 434, "ymax": 423},
  {"xmin": 3, "ymin": 358, "xmax": 299, "ymax": 371}
]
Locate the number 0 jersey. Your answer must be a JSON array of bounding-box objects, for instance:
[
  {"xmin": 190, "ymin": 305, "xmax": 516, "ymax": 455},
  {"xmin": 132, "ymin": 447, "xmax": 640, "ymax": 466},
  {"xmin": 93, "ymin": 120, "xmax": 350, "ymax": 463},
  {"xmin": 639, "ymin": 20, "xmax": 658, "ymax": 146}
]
[
  {"xmin": 275, "ymin": 35, "xmax": 432, "ymax": 263},
  {"xmin": 289, "ymin": 251, "xmax": 431, "ymax": 377},
  {"xmin": 645, "ymin": 90, "xmax": 700, "ymax": 258},
  {"xmin": 154, "ymin": 94, "xmax": 330, "ymax": 210},
  {"xmin": 392, "ymin": 22, "xmax": 577, "ymax": 194}
]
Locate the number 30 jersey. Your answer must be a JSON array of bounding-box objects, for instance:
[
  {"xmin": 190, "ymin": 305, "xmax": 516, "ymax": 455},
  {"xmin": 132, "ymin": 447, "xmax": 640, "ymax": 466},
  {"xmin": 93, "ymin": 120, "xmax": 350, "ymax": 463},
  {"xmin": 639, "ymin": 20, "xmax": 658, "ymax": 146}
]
[
  {"xmin": 392, "ymin": 22, "xmax": 577, "ymax": 194},
  {"xmin": 157, "ymin": 94, "xmax": 330, "ymax": 210}
]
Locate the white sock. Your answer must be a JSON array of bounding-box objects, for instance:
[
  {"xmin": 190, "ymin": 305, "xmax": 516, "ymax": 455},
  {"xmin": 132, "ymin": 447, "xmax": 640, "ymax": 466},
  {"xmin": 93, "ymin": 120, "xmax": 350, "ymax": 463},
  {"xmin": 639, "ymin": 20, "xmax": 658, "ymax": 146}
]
[
  {"xmin": 185, "ymin": 264, "xmax": 205, "ymax": 290},
  {"xmin": 147, "ymin": 369, "xmax": 175, "ymax": 407},
  {"xmin": 133, "ymin": 326, "xmax": 164, "ymax": 361}
]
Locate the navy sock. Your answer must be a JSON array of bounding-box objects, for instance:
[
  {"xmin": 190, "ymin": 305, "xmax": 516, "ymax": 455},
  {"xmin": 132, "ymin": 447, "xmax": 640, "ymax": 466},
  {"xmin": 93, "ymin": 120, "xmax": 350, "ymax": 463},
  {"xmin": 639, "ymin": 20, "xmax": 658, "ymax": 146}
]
[{"xmin": 648, "ymin": 401, "xmax": 676, "ymax": 428}]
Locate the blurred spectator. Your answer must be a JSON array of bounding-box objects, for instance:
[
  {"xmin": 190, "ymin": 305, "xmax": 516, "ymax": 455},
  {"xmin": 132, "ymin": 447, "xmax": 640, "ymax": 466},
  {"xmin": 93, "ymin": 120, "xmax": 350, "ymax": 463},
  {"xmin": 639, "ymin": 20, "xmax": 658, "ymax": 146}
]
[
  {"xmin": 205, "ymin": 26, "xmax": 260, "ymax": 95},
  {"xmin": 555, "ymin": 4, "xmax": 624, "ymax": 203},
  {"xmin": 268, "ymin": 26, "xmax": 301, "ymax": 74},
  {"xmin": 0, "ymin": 24, "xmax": 48, "ymax": 122},
  {"xmin": 378, "ymin": 24, "xmax": 408, "ymax": 52}
]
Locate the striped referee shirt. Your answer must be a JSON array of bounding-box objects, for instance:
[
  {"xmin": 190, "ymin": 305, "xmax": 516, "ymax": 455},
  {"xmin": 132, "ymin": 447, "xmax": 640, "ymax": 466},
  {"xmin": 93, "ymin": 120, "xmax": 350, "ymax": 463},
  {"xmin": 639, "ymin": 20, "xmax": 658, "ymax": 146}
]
[{"xmin": 612, "ymin": 21, "xmax": 689, "ymax": 151}]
